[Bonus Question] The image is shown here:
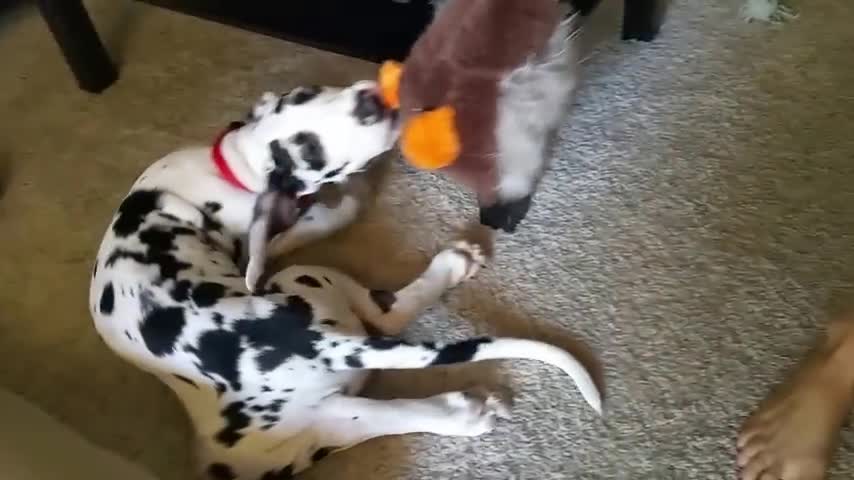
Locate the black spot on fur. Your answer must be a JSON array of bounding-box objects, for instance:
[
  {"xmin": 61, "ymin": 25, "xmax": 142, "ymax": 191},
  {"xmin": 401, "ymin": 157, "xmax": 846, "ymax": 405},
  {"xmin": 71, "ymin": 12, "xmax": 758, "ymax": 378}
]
[
  {"xmin": 312, "ymin": 447, "xmax": 333, "ymax": 462},
  {"xmin": 106, "ymin": 238, "xmax": 192, "ymax": 283},
  {"xmin": 173, "ymin": 374, "xmax": 198, "ymax": 388},
  {"xmin": 204, "ymin": 201, "xmax": 223, "ymax": 213},
  {"xmin": 139, "ymin": 307, "xmax": 186, "ymax": 357},
  {"xmin": 269, "ymin": 140, "xmax": 294, "ymax": 171},
  {"xmin": 352, "ymin": 416, "xmax": 359, "ymax": 420},
  {"xmin": 364, "ymin": 337, "xmax": 404, "ymax": 350},
  {"xmin": 354, "ymin": 89, "xmax": 386, "ymax": 125},
  {"xmin": 208, "ymin": 463, "xmax": 236, "ymax": 480},
  {"xmin": 202, "ymin": 211, "xmax": 223, "ymax": 233},
  {"xmin": 321, "ymin": 357, "xmax": 332, "ymax": 369},
  {"xmin": 99, "ymin": 282, "xmax": 115, "ymax": 315},
  {"xmin": 270, "ymin": 399, "xmax": 285, "ymax": 412},
  {"xmin": 430, "ymin": 337, "xmax": 493, "ymax": 365},
  {"xmin": 139, "ymin": 228, "xmax": 181, "ymax": 250},
  {"xmin": 323, "ymin": 276, "xmax": 332, "ymax": 285},
  {"xmin": 283, "ymin": 388, "xmax": 294, "ymax": 393},
  {"xmin": 344, "ymin": 355, "xmax": 363, "ymax": 368},
  {"xmin": 295, "ymin": 275, "xmax": 322, "ymax": 288},
  {"xmin": 157, "ymin": 212, "xmax": 181, "ymax": 223},
  {"xmin": 261, "ymin": 385, "xmax": 272, "ymax": 393},
  {"xmin": 216, "ymin": 401, "xmax": 251, "ymax": 448},
  {"xmin": 212, "ymin": 312, "xmax": 224, "ymax": 327},
  {"xmin": 234, "ymin": 296, "xmax": 321, "ymax": 372},
  {"xmin": 274, "ymin": 95, "xmax": 287, "ymax": 114},
  {"xmin": 261, "ymin": 414, "xmax": 279, "ymax": 423},
  {"xmin": 369, "ymin": 290, "xmax": 396, "ymax": 314},
  {"xmin": 113, "ymin": 189, "xmax": 161, "ymax": 237},
  {"xmin": 265, "ymin": 283, "xmax": 283, "ymax": 294},
  {"xmin": 289, "ymin": 85, "xmax": 321, "ymax": 105},
  {"xmin": 250, "ymin": 405, "xmax": 266, "ymax": 413},
  {"xmin": 323, "ymin": 166, "xmax": 344, "ymax": 179},
  {"xmin": 192, "ymin": 282, "xmax": 227, "ymax": 308},
  {"xmin": 125, "ymin": 330, "xmax": 132, "ymax": 340},
  {"xmin": 292, "ymin": 132, "xmax": 325, "ymax": 170},
  {"xmin": 320, "ymin": 319, "xmax": 337, "ymax": 327},
  {"xmin": 188, "ymin": 329, "xmax": 243, "ymax": 391},
  {"xmin": 260, "ymin": 423, "xmax": 275, "ymax": 431},
  {"xmin": 171, "ymin": 279, "xmax": 192, "ymax": 302},
  {"xmin": 260, "ymin": 464, "xmax": 294, "ymax": 480},
  {"xmin": 171, "ymin": 226, "xmax": 196, "ymax": 236},
  {"xmin": 231, "ymin": 238, "xmax": 243, "ymax": 266}
]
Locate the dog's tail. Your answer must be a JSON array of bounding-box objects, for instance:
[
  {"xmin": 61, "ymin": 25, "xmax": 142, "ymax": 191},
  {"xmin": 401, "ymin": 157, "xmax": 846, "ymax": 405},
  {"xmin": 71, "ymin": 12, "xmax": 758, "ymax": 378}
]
[{"xmin": 327, "ymin": 336, "xmax": 602, "ymax": 414}]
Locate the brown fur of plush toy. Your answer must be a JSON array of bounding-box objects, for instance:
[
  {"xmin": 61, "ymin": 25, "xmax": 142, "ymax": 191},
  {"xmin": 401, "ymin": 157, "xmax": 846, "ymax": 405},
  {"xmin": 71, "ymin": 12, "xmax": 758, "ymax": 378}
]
[{"xmin": 396, "ymin": 0, "xmax": 563, "ymax": 205}]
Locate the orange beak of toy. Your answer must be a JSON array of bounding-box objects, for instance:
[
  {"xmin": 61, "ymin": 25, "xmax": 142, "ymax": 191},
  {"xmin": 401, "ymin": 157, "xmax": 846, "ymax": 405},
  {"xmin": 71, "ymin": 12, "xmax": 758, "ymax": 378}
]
[
  {"xmin": 400, "ymin": 107, "xmax": 460, "ymax": 170},
  {"xmin": 378, "ymin": 60, "xmax": 461, "ymax": 171},
  {"xmin": 378, "ymin": 61, "xmax": 403, "ymax": 110}
]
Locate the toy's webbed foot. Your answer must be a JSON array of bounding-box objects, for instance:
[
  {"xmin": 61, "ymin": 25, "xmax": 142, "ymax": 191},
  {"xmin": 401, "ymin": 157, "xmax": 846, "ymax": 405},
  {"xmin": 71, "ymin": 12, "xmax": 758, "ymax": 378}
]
[{"xmin": 479, "ymin": 195, "xmax": 532, "ymax": 233}]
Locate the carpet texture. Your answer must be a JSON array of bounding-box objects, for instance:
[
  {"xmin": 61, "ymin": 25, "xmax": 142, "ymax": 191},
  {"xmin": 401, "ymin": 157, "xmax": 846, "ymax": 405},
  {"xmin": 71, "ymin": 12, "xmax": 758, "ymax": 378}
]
[{"xmin": 2, "ymin": 0, "xmax": 853, "ymax": 478}]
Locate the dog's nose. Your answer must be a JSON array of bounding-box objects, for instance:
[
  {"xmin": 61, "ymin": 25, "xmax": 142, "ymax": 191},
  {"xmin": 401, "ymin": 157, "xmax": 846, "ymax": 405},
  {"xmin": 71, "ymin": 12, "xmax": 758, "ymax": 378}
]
[{"xmin": 354, "ymin": 88, "xmax": 385, "ymax": 124}]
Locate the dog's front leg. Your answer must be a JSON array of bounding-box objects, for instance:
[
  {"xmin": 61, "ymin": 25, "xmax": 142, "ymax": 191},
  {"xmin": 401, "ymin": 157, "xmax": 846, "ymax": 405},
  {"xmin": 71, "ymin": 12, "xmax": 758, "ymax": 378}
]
[
  {"xmin": 311, "ymin": 390, "xmax": 510, "ymax": 451},
  {"xmin": 323, "ymin": 241, "xmax": 485, "ymax": 336},
  {"xmin": 267, "ymin": 193, "xmax": 361, "ymax": 259}
]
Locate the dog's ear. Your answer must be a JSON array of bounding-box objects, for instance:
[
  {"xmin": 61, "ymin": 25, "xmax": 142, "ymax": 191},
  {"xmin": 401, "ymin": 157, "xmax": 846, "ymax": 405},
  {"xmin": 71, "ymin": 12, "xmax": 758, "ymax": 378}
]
[{"xmin": 244, "ymin": 189, "xmax": 299, "ymax": 293}]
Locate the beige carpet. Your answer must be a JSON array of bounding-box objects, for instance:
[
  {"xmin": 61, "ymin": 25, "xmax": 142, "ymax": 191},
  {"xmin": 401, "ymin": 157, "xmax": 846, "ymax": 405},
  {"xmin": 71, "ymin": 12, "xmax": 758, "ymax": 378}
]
[{"xmin": 2, "ymin": 0, "xmax": 853, "ymax": 478}]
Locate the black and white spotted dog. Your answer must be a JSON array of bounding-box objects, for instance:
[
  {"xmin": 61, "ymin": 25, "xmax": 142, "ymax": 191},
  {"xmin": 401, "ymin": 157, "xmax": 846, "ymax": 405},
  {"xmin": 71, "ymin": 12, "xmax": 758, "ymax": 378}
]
[{"xmin": 89, "ymin": 80, "xmax": 602, "ymax": 480}]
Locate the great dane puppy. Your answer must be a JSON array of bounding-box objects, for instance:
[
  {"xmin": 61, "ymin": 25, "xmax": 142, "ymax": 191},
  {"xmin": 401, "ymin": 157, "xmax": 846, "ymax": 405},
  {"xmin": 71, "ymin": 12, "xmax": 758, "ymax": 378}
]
[{"xmin": 89, "ymin": 81, "xmax": 602, "ymax": 479}]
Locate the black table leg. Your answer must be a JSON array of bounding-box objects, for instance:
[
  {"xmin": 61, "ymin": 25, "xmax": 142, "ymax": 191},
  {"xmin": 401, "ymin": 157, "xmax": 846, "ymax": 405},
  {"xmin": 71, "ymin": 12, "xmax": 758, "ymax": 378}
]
[
  {"xmin": 37, "ymin": 0, "xmax": 118, "ymax": 93},
  {"xmin": 622, "ymin": 0, "xmax": 664, "ymax": 42}
]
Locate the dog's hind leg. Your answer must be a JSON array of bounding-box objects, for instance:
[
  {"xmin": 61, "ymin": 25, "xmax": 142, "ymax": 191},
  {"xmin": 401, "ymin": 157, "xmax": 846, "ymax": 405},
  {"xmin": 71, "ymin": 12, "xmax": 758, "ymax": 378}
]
[
  {"xmin": 310, "ymin": 390, "xmax": 509, "ymax": 452},
  {"xmin": 325, "ymin": 241, "xmax": 485, "ymax": 336}
]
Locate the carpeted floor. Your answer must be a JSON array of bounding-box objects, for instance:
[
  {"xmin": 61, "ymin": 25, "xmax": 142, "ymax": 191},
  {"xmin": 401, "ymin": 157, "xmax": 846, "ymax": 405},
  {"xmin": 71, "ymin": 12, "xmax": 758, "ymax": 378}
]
[{"xmin": 2, "ymin": 0, "xmax": 853, "ymax": 478}]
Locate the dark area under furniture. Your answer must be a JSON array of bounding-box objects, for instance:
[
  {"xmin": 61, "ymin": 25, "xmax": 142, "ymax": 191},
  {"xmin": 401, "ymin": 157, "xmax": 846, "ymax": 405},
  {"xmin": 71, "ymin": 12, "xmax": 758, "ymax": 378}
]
[{"xmin": 36, "ymin": 0, "xmax": 666, "ymax": 94}]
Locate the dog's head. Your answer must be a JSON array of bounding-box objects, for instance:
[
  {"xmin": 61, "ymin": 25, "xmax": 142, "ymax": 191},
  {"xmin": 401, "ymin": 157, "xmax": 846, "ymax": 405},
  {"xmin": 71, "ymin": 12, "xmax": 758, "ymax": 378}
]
[
  {"xmin": 238, "ymin": 80, "xmax": 399, "ymax": 197},
  {"xmin": 237, "ymin": 80, "xmax": 399, "ymax": 290}
]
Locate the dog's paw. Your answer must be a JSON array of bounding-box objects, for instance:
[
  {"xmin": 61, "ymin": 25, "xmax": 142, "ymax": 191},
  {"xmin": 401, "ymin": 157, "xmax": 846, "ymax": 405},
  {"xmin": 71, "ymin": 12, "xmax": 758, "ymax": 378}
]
[
  {"xmin": 432, "ymin": 241, "xmax": 486, "ymax": 287},
  {"xmin": 433, "ymin": 389, "xmax": 511, "ymax": 437}
]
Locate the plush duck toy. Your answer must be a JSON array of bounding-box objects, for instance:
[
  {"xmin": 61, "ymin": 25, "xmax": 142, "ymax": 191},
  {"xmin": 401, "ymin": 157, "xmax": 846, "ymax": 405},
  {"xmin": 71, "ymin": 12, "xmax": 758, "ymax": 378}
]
[{"xmin": 379, "ymin": 0, "xmax": 582, "ymax": 232}]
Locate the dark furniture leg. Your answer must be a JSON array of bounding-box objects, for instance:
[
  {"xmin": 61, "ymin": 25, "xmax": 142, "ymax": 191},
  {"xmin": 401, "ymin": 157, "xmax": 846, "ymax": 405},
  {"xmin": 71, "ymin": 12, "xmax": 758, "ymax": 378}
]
[
  {"xmin": 622, "ymin": 0, "xmax": 664, "ymax": 41},
  {"xmin": 136, "ymin": 0, "xmax": 435, "ymax": 63},
  {"xmin": 570, "ymin": 0, "xmax": 604, "ymax": 16},
  {"xmin": 37, "ymin": 0, "xmax": 118, "ymax": 93}
]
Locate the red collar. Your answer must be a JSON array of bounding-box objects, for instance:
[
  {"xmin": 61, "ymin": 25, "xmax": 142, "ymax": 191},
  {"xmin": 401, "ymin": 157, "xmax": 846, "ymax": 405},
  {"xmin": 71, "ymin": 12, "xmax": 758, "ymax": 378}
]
[
  {"xmin": 212, "ymin": 122, "xmax": 250, "ymax": 191},
  {"xmin": 212, "ymin": 122, "xmax": 316, "ymax": 210}
]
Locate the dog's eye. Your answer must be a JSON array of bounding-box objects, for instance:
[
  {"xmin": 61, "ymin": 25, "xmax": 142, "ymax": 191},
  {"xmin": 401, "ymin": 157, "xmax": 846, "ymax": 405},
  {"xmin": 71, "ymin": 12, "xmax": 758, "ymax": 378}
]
[{"xmin": 291, "ymin": 132, "xmax": 325, "ymax": 171}]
